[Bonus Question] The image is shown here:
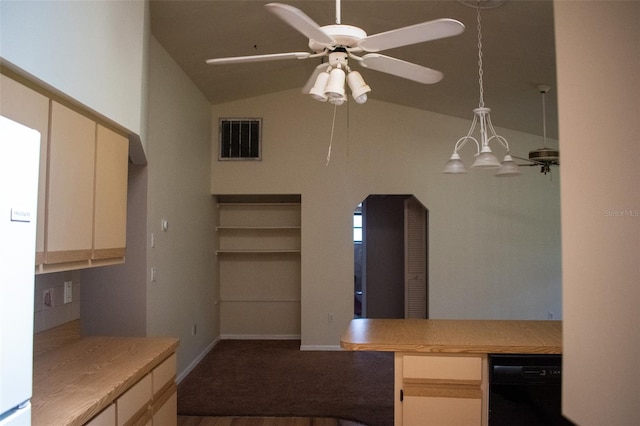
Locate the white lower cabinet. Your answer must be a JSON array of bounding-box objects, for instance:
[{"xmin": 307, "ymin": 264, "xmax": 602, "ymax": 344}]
[
  {"xmin": 84, "ymin": 354, "xmax": 176, "ymax": 426},
  {"xmin": 396, "ymin": 353, "xmax": 487, "ymax": 426}
]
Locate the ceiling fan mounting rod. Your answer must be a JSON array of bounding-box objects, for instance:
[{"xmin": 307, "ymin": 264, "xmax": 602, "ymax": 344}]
[{"xmin": 336, "ymin": 0, "xmax": 341, "ymax": 24}]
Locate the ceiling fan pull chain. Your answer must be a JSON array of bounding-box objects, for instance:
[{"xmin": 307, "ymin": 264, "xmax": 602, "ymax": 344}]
[
  {"xmin": 476, "ymin": 4, "xmax": 485, "ymax": 108},
  {"xmin": 326, "ymin": 104, "xmax": 338, "ymax": 166}
]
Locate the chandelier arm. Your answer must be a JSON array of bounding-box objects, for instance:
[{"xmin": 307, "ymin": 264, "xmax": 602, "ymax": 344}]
[
  {"xmin": 454, "ymin": 114, "xmax": 480, "ymax": 153},
  {"xmin": 486, "ymin": 134, "xmax": 510, "ymax": 152},
  {"xmin": 485, "ymin": 115, "xmax": 510, "ymax": 152},
  {"xmin": 454, "ymin": 135, "xmax": 480, "ymax": 155}
]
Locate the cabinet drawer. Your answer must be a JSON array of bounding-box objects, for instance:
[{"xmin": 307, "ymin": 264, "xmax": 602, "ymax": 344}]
[
  {"xmin": 85, "ymin": 403, "xmax": 116, "ymax": 426},
  {"xmin": 403, "ymin": 355, "xmax": 482, "ymax": 382},
  {"xmin": 152, "ymin": 353, "xmax": 176, "ymax": 395},
  {"xmin": 117, "ymin": 374, "xmax": 152, "ymax": 426}
]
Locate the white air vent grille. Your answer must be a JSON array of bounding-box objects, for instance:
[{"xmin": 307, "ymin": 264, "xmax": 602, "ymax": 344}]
[{"xmin": 219, "ymin": 118, "xmax": 261, "ymax": 160}]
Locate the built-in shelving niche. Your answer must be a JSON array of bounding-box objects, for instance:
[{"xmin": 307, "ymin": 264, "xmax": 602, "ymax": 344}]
[{"xmin": 216, "ymin": 194, "xmax": 301, "ymax": 339}]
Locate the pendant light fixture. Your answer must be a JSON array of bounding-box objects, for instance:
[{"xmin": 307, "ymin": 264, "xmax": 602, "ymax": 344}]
[{"xmin": 443, "ymin": 1, "xmax": 519, "ymax": 177}]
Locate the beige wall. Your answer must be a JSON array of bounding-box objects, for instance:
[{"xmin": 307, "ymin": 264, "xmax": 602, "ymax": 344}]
[
  {"xmin": 212, "ymin": 90, "xmax": 562, "ymax": 348},
  {"xmin": 145, "ymin": 37, "xmax": 218, "ymax": 376},
  {"xmin": 0, "ymin": 0, "xmax": 147, "ymax": 140},
  {"xmin": 555, "ymin": 1, "xmax": 640, "ymax": 424}
]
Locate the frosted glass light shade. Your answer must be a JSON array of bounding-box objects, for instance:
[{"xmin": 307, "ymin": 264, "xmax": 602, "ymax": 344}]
[
  {"xmin": 347, "ymin": 71, "xmax": 371, "ymax": 104},
  {"xmin": 325, "ymin": 67, "xmax": 346, "ymax": 99},
  {"xmin": 471, "ymin": 146, "xmax": 501, "ymax": 168},
  {"xmin": 309, "ymin": 71, "xmax": 330, "ymax": 102},
  {"xmin": 442, "ymin": 153, "xmax": 468, "ymax": 174},
  {"xmin": 329, "ymin": 93, "xmax": 347, "ymax": 106},
  {"xmin": 496, "ymin": 154, "xmax": 521, "ymax": 177}
]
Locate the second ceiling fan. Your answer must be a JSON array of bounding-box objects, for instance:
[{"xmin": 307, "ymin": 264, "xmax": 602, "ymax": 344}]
[{"xmin": 206, "ymin": 1, "xmax": 465, "ymax": 105}]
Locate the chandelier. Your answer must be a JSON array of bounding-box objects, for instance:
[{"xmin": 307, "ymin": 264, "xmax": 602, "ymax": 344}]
[{"xmin": 443, "ymin": 1, "xmax": 519, "ymax": 177}]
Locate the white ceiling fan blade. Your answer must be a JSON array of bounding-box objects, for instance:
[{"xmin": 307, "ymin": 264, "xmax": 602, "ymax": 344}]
[
  {"xmin": 301, "ymin": 63, "xmax": 330, "ymax": 94},
  {"xmin": 265, "ymin": 3, "xmax": 335, "ymax": 47},
  {"xmin": 360, "ymin": 53, "xmax": 443, "ymax": 84},
  {"xmin": 206, "ymin": 52, "xmax": 311, "ymax": 65},
  {"xmin": 359, "ymin": 18, "xmax": 465, "ymax": 52}
]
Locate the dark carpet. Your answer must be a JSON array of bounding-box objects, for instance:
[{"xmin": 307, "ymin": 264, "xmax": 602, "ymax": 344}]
[{"xmin": 177, "ymin": 340, "xmax": 394, "ymax": 426}]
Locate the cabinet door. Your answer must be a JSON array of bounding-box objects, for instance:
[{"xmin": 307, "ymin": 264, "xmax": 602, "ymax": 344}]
[
  {"xmin": 116, "ymin": 373, "xmax": 152, "ymax": 426},
  {"xmin": 46, "ymin": 101, "xmax": 96, "ymax": 264},
  {"xmin": 404, "ymin": 395, "xmax": 482, "ymax": 426},
  {"xmin": 400, "ymin": 354, "xmax": 484, "ymax": 426},
  {"xmin": 153, "ymin": 387, "xmax": 177, "ymax": 426},
  {"xmin": 85, "ymin": 403, "xmax": 116, "ymax": 426},
  {"xmin": 0, "ymin": 74, "xmax": 49, "ymax": 264},
  {"xmin": 93, "ymin": 124, "xmax": 128, "ymax": 260}
]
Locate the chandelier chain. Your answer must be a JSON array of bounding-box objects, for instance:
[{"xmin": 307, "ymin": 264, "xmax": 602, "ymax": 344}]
[{"xmin": 476, "ymin": 4, "xmax": 484, "ymax": 108}]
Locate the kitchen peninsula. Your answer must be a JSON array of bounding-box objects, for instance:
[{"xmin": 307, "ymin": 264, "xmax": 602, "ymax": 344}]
[{"xmin": 341, "ymin": 319, "xmax": 562, "ymax": 425}]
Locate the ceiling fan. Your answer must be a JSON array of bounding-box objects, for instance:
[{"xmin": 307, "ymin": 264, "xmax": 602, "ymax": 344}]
[
  {"xmin": 514, "ymin": 85, "xmax": 560, "ymax": 174},
  {"xmin": 206, "ymin": 0, "xmax": 465, "ymax": 105}
]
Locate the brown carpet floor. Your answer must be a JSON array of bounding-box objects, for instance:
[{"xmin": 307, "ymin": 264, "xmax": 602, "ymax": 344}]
[{"xmin": 177, "ymin": 340, "xmax": 394, "ymax": 426}]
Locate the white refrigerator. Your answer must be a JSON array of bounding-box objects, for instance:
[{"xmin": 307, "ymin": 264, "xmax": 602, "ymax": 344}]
[{"xmin": 0, "ymin": 116, "xmax": 40, "ymax": 425}]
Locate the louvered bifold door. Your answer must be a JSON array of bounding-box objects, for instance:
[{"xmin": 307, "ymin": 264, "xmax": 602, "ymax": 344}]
[{"xmin": 405, "ymin": 198, "xmax": 427, "ymax": 318}]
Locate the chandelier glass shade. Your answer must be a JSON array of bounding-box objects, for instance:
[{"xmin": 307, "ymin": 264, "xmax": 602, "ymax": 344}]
[{"xmin": 443, "ymin": 1, "xmax": 519, "ymax": 177}]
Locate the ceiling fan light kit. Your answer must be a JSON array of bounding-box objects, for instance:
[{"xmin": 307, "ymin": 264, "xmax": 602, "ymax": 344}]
[
  {"xmin": 443, "ymin": 1, "xmax": 520, "ymax": 177},
  {"xmin": 206, "ymin": 1, "xmax": 465, "ymax": 105},
  {"xmin": 347, "ymin": 71, "xmax": 371, "ymax": 104}
]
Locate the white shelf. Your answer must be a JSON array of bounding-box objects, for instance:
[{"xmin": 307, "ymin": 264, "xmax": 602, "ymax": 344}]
[
  {"xmin": 217, "ymin": 202, "xmax": 300, "ymax": 207},
  {"xmin": 216, "ymin": 226, "xmax": 301, "ymax": 230},
  {"xmin": 216, "ymin": 249, "xmax": 301, "ymax": 255}
]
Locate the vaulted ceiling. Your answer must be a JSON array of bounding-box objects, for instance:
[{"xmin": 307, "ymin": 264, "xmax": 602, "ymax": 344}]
[{"xmin": 150, "ymin": 0, "xmax": 557, "ymax": 138}]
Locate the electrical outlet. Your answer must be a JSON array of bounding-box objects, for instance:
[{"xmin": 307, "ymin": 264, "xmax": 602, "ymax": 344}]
[
  {"xmin": 328, "ymin": 313, "xmax": 334, "ymax": 324},
  {"xmin": 64, "ymin": 281, "xmax": 73, "ymax": 304},
  {"xmin": 43, "ymin": 288, "xmax": 53, "ymax": 308}
]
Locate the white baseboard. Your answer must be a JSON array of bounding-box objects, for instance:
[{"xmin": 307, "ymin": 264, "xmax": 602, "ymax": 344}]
[
  {"xmin": 176, "ymin": 336, "xmax": 219, "ymax": 384},
  {"xmin": 220, "ymin": 334, "xmax": 301, "ymax": 340}
]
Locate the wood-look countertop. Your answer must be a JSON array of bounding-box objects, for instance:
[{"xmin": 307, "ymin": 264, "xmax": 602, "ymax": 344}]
[
  {"xmin": 341, "ymin": 319, "xmax": 562, "ymax": 354},
  {"xmin": 32, "ymin": 335, "xmax": 179, "ymax": 426}
]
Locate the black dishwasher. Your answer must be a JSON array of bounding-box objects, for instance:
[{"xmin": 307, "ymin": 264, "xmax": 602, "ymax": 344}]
[{"xmin": 488, "ymin": 354, "xmax": 575, "ymax": 426}]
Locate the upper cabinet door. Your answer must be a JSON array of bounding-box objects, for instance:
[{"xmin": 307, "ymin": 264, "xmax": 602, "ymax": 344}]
[
  {"xmin": 0, "ymin": 75, "xmax": 50, "ymax": 264},
  {"xmin": 93, "ymin": 124, "xmax": 129, "ymax": 260},
  {"xmin": 46, "ymin": 101, "xmax": 96, "ymax": 264}
]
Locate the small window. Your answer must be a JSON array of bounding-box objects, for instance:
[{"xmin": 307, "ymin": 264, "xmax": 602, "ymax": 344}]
[
  {"xmin": 219, "ymin": 118, "xmax": 261, "ymax": 160},
  {"xmin": 354, "ymin": 203, "xmax": 363, "ymax": 243}
]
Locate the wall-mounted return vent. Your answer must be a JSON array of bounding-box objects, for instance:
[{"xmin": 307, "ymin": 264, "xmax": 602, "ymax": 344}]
[{"xmin": 219, "ymin": 118, "xmax": 261, "ymax": 160}]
